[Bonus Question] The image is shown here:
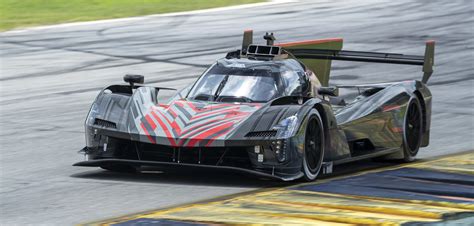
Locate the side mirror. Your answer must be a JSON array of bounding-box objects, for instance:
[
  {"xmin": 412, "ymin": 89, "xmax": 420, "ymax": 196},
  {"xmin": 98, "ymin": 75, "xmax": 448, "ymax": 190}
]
[
  {"xmin": 318, "ymin": 86, "xmax": 339, "ymax": 97},
  {"xmin": 124, "ymin": 74, "xmax": 144, "ymax": 89}
]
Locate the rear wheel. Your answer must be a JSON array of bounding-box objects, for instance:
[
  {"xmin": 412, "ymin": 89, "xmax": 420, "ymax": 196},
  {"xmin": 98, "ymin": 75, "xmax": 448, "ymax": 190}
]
[
  {"xmin": 302, "ymin": 110, "xmax": 325, "ymax": 181},
  {"xmin": 402, "ymin": 97, "xmax": 423, "ymax": 162}
]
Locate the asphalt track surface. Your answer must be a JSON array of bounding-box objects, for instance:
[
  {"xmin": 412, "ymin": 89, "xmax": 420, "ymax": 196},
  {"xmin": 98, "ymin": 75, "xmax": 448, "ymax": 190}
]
[
  {"xmin": 94, "ymin": 152, "xmax": 474, "ymax": 225},
  {"xmin": 0, "ymin": 0, "xmax": 473, "ymax": 224}
]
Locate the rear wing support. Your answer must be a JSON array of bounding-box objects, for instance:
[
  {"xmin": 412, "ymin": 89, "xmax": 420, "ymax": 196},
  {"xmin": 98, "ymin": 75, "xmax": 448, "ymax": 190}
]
[
  {"xmin": 287, "ymin": 41, "xmax": 435, "ymax": 84},
  {"xmin": 422, "ymin": 41, "xmax": 435, "ymax": 83},
  {"xmin": 241, "ymin": 30, "xmax": 254, "ymax": 55}
]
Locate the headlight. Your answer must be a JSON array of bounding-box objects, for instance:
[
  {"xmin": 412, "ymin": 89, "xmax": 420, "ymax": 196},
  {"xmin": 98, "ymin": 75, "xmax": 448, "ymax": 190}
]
[
  {"xmin": 272, "ymin": 115, "xmax": 298, "ymax": 139},
  {"xmin": 271, "ymin": 140, "xmax": 287, "ymax": 162}
]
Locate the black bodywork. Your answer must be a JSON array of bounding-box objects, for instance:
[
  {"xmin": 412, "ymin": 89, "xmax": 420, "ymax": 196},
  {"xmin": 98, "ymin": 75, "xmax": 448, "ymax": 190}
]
[{"xmin": 74, "ymin": 31, "xmax": 434, "ymax": 181}]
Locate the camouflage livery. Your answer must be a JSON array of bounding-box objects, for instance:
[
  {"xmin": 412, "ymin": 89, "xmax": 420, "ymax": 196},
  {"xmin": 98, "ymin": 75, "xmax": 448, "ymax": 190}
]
[{"xmin": 75, "ymin": 31, "xmax": 435, "ymax": 181}]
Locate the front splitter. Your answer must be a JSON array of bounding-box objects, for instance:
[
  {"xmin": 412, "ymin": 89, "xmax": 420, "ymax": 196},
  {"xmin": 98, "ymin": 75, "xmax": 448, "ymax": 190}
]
[{"xmin": 73, "ymin": 159, "xmax": 303, "ymax": 181}]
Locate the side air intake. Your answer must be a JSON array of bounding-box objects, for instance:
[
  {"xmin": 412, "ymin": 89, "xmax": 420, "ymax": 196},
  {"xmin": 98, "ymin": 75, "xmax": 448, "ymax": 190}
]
[
  {"xmin": 246, "ymin": 130, "xmax": 277, "ymax": 137},
  {"xmin": 94, "ymin": 118, "xmax": 117, "ymax": 129}
]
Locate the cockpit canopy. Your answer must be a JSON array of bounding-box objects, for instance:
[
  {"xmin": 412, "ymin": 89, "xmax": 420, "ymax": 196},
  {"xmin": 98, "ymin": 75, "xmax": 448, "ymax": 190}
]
[{"xmin": 186, "ymin": 58, "xmax": 310, "ymax": 103}]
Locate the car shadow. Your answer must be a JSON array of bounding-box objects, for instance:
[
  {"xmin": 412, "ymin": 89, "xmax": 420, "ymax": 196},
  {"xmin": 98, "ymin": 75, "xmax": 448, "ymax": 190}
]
[
  {"xmin": 71, "ymin": 166, "xmax": 287, "ymax": 188},
  {"xmin": 70, "ymin": 159, "xmax": 400, "ymax": 188}
]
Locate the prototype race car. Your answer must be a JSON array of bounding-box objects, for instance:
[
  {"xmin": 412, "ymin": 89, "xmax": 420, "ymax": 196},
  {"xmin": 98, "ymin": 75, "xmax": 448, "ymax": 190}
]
[{"xmin": 74, "ymin": 30, "xmax": 435, "ymax": 181}]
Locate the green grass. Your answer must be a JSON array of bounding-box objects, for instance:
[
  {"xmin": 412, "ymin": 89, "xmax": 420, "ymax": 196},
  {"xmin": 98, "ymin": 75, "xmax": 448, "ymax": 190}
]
[{"xmin": 0, "ymin": 0, "xmax": 264, "ymax": 31}]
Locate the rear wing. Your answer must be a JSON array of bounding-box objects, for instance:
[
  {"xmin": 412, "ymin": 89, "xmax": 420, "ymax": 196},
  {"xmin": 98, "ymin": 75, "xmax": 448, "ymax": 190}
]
[
  {"xmin": 239, "ymin": 30, "xmax": 435, "ymax": 86},
  {"xmin": 277, "ymin": 39, "xmax": 343, "ymax": 87},
  {"xmin": 286, "ymin": 41, "xmax": 435, "ymax": 85}
]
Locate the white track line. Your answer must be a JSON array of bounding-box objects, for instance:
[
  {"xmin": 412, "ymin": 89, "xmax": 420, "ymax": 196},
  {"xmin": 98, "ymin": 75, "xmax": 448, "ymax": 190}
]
[{"xmin": 3, "ymin": 0, "xmax": 297, "ymax": 34}]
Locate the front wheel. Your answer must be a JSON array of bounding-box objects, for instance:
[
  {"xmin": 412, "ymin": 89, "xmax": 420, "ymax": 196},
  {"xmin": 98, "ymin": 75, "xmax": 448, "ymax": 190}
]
[{"xmin": 302, "ymin": 110, "xmax": 325, "ymax": 181}]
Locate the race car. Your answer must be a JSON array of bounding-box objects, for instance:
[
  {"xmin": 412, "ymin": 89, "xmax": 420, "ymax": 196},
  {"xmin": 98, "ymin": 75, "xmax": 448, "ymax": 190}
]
[{"xmin": 74, "ymin": 30, "xmax": 435, "ymax": 181}]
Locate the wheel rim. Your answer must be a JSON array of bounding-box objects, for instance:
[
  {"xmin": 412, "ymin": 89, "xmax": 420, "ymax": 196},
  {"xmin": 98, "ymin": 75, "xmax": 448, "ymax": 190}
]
[
  {"xmin": 405, "ymin": 101, "xmax": 421, "ymax": 154},
  {"xmin": 305, "ymin": 117, "xmax": 323, "ymax": 174}
]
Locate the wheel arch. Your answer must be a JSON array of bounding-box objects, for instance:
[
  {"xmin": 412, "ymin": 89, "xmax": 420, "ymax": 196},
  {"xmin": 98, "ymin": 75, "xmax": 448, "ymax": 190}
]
[
  {"xmin": 313, "ymin": 103, "xmax": 331, "ymax": 156},
  {"xmin": 413, "ymin": 90, "xmax": 427, "ymax": 133}
]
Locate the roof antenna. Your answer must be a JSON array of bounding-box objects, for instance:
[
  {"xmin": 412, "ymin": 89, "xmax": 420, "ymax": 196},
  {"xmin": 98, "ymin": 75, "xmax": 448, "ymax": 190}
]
[{"xmin": 264, "ymin": 32, "xmax": 276, "ymax": 46}]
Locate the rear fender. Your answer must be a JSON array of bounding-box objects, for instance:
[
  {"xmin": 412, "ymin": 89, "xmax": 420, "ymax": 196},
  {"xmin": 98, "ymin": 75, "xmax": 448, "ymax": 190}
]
[{"xmin": 413, "ymin": 81, "xmax": 432, "ymax": 147}]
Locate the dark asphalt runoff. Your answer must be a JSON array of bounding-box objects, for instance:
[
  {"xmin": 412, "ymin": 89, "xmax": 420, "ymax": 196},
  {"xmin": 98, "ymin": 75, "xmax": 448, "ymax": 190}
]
[{"xmin": 0, "ymin": 0, "xmax": 473, "ymax": 224}]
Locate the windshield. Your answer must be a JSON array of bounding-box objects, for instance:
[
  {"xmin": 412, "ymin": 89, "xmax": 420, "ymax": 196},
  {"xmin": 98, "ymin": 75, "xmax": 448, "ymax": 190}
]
[{"xmin": 187, "ymin": 63, "xmax": 283, "ymax": 103}]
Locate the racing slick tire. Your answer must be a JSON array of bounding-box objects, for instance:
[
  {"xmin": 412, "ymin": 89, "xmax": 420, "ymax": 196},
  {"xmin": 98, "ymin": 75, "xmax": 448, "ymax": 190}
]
[
  {"xmin": 401, "ymin": 97, "xmax": 423, "ymax": 162},
  {"xmin": 302, "ymin": 109, "xmax": 325, "ymax": 181}
]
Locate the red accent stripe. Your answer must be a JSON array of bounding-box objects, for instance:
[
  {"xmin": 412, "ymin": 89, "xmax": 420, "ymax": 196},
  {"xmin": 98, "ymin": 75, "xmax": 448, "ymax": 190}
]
[
  {"xmin": 224, "ymin": 110, "xmax": 248, "ymax": 119},
  {"xmin": 175, "ymin": 101, "xmax": 185, "ymax": 107},
  {"xmin": 383, "ymin": 105, "xmax": 402, "ymax": 112},
  {"xmin": 184, "ymin": 101, "xmax": 199, "ymax": 112},
  {"xmin": 174, "ymin": 101, "xmax": 198, "ymax": 115},
  {"xmin": 204, "ymin": 128, "xmax": 232, "ymax": 147},
  {"xmin": 209, "ymin": 103, "xmax": 238, "ymax": 108},
  {"xmin": 150, "ymin": 111, "xmax": 177, "ymax": 146},
  {"xmin": 391, "ymin": 127, "xmax": 403, "ymax": 133},
  {"xmin": 140, "ymin": 123, "xmax": 156, "ymax": 144},
  {"xmin": 186, "ymin": 122, "xmax": 233, "ymax": 147},
  {"xmin": 171, "ymin": 121, "xmax": 182, "ymax": 135},
  {"xmin": 142, "ymin": 101, "xmax": 260, "ymax": 147},
  {"xmin": 179, "ymin": 114, "xmax": 245, "ymax": 140},
  {"xmin": 186, "ymin": 101, "xmax": 237, "ymax": 112},
  {"xmin": 168, "ymin": 107, "xmax": 178, "ymax": 118},
  {"xmin": 151, "ymin": 111, "xmax": 171, "ymax": 128},
  {"xmin": 180, "ymin": 118, "xmax": 224, "ymax": 136},
  {"xmin": 277, "ymin": 38, "xmax": 343, "ymax": 47},
  {"xmin": 154, "ymin": 110, "xmax": 182, "ymax": 135},
  {"xmin": 194, "ymin": 122, "xmax": 233, "ymax": 141},
  {"xmin": 180, "ymin": 113, "xmax": 244, "ymax": 137},
  {"xmin": 179, "ymin": 121, "xmax": 226, "ymax": 145},
  {"xmin": 191, "ymin": 106, "xmax": 241, "ymax": 120},
  {"xmin": 144, "ymin": 115, "xmax": 157, "ymax": 130}
]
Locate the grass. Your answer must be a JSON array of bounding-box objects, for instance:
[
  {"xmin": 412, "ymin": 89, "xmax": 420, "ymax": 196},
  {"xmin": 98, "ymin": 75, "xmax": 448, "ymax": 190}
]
[{"xmin": 0, "ymin": 0, "xmax": 264, "ymax": 31}]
